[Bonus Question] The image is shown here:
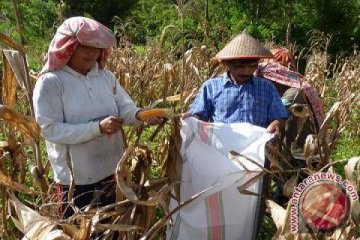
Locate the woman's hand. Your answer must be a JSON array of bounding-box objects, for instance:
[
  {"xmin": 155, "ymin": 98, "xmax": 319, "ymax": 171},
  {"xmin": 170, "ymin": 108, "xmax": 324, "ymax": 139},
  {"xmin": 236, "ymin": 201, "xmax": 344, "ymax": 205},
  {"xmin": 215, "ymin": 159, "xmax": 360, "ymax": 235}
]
[
  {"xmin": 266, "ymin": 119, "xmax": 285, "ymax": 139},
  {"xmin": 99, "ymin": 116, "xmax": 124, "ymax": 135}
]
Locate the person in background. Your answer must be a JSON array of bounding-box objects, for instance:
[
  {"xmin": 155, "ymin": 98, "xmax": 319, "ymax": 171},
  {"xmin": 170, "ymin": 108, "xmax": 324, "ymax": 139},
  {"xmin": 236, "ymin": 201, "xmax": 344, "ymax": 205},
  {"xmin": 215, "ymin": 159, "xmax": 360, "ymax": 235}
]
[
  {"xmin": 33, "ymin": 16, "xmax": 159, "ymax": 237},
  {"xmin": 257, "ymin": 47, "xmax": 325, "ymax": 204},
  {"xmin": 258, "ymin": 47, "xmax": 324, "ymax": 155}
]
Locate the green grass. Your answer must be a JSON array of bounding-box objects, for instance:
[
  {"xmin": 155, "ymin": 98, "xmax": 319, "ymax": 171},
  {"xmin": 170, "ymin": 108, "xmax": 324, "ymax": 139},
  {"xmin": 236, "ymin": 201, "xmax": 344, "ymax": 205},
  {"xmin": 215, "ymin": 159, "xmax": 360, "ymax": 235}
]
[
  {"xmin": 332, "ymin": 133, "xmax": 360, "ymax": 160},
  {"xmin": 332, "ymin": 131, "xmax": 360, "ymax": 178},
  {"xmin": 134, "ymin": 45, "xmax": 146, "ymax": 55},
  {"xmin": 255, "ymin": 130, "xmax": 360, "ymax": 239},
  {"xmin": 257, "ymin": 214, "xmax": 277, "ymax": 240}
]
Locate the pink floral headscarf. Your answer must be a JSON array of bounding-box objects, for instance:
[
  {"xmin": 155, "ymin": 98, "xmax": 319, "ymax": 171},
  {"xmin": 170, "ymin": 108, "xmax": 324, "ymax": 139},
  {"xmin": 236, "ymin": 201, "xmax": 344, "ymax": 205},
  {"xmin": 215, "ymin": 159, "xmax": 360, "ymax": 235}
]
[
  {"xmin": 257, "ymin": 62, "xmax": 325, "ymax": 127},
  {"xmin": 257, "ymin": 62, "xmax": 302, "ymax": 88},
  {"xmin": 40, "ymin": 16, "xmax": 116, "ymax": 74}
]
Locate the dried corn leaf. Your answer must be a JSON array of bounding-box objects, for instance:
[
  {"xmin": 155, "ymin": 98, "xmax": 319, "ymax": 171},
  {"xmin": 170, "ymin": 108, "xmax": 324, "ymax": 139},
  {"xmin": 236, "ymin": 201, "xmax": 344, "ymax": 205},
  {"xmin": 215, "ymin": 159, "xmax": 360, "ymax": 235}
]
[
  {"xmin": 62, "ymin": 223, "xmax": 80, "ymax": 239},
  {"xmin": 264, "ymin": 145, "xmax": 286, "ymax": 170},
  {"xmin": 289, "ymin": 104, "xmax": 310, "ymax": 118},
  {"xmin": 116, "ymin": 145, "xmax": 178, "ymax": 206},
  {"xmin": 237, "ymin": 172, "xmax": 265, "ymax": 194},
  {"xmin": 140, "ymin": 185, "xmax": 213, "ymax": 240},
  {"xmin": 344, "ymin": 156, "xmax": 360, "ymax": 187},
  {"xmin": 269, "ymin": 145, "xmax": 295, "ymax": 169},
  {"xmin": 62, "ymin": 217, "xmax": 93, "ymax": 240},
  {"xmin": 144, "ymin": 178, "xmax": 169, "ymax": 192},
  {"xmin": 9, "ymin": 193, "xmax": 62, "ymax": 240},
  {"xmin": 143, "ymin": 205, "xmax": 157, "ymax": 230},
  {"xmin": 159, "ymin": 25, "xmax": 176, "ymax": 51},
  {"xmin": 43, "ymin": 230, "xmax": 71, "ymax": 240},
  {"xmin": 228, "ymin": 151, "xmax": 250, "ymax": 171},
  {"xmin": 283, "ymin": 173, "xmax": 299, "ymax": 198},
  {"xmin": 0, "ymin": 105, "xmax": 40, "ymax": 141},
  {"xmin": 303, "ymin": 134, "xmax": 317, "ymax": 169},
  {"xmin": 183, "ymin": 87, "xmax": 198, "ymax": 106},
  {"xmin": 0, "ymin": 32, "xmax": 26, "ymax": 54},
  {"xmin": 291, "ymin": 233, "xmax": 316, "ymax": 240},
  {"xmin": 267, "ymin": 199, "xmax": 316, "ymax": 240},
  {"xmin": 229, "ymin": 150, "xmax": 274, "ymax": 175},
  {"xmin": 266, "ymin": 200, "xmax": 287, "ymax": 230},
  {"xmin": 2, "ymin": 51, "xmax": 18, "ymax": 108},
  {"xmin": 94, "ymin": 223, "xmax": 143, "ymax": 233},
  {"xmin": 75, "ymin": 218, "xmax": 91, "ymax": 240},
  {"xmin": 117, "ymin": 174, "xmax": 177, "ymax": 206},
  {"xmin": 344, "ymin": 157, "xmax": 360, "ymax": 224},
  {"xmin": 351, "ymin": 200, "xmax": 360, "ymax": 224},
  {"xmin": 0, "ymin": 140, "xmax": 9, "ymax": 149},
  {"xmin": 3, "ymin": 50, "xmax": 27, "ymax": 89},
  {"xmin": 0, "ymin": 169, "xmax": 34, "ymax": 194},
  {"xmin": 318, "ymin": 102, "xmax": 341, "ymax": 139},
  {"xmin": 150, "ymin": 90, "xmax": 193, "ymax": 108},
  {"xmin": 162, "ymin": 118, "xmax": 182, "ymax": 200},
  {"xmin": 326, "ymin": 219, "xmax": 357, "ymax": 239},
  {"xmin": 30, "ymin": 165, "xmax": 49, "ymax": 193}
]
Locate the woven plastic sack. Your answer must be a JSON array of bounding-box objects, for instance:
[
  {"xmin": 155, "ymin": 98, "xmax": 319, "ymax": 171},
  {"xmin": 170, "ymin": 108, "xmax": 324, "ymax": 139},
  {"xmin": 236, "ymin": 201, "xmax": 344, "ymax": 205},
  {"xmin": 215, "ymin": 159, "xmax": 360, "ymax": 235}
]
[{"xmin": 166, "ymin": 117, "xmax": 273, "ymax": 240}]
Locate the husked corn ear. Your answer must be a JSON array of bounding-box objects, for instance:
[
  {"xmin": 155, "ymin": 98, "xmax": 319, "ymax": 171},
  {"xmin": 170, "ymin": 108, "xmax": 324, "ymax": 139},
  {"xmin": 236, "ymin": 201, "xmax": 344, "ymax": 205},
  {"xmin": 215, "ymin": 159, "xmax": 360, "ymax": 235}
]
[{"xmin": 137, "ymin": 108, "xmax": 169, "ymax": 121}]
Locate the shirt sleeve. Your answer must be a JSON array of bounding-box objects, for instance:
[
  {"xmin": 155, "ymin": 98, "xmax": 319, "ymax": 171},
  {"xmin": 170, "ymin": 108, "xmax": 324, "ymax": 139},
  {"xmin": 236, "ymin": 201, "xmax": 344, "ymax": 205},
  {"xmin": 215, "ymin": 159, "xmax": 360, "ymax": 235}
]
[
  {"xmin": 33, "ymin": 74, "xmax": 101, "ymax": 145},
  {"xmin": 109, "ymin": 72, "xmax": 142, "ymax": 125},
  {"xmin": 267, "ymin": 82, "xmax": 289, "ymax": 123},
  {"xmin": 188, "ymin": 82, "xmax": 212, "ymax": 121}
]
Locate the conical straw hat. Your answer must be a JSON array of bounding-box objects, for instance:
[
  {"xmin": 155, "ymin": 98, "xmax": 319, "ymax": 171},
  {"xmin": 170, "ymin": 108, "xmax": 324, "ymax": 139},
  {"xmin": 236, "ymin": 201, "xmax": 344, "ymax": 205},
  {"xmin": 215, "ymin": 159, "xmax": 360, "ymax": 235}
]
[{"xmin": 213, "ymin": 31, "xmax": 273, "ymax": 61}]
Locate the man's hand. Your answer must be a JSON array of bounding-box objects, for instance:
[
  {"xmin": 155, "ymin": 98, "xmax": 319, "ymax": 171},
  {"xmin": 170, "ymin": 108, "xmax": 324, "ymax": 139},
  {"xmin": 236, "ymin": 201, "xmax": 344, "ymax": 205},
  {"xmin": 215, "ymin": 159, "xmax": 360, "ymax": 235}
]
[
  {"xmin": 99, "ymin": 116, "xmax": 124, "ymax": 135},
  {"xmin": 181, "ymin": 112, "xmax": 200, "ymax": 119},
  {"xmin": 266, "ymin": 119, "xmax": 285, "ymax": 138}
]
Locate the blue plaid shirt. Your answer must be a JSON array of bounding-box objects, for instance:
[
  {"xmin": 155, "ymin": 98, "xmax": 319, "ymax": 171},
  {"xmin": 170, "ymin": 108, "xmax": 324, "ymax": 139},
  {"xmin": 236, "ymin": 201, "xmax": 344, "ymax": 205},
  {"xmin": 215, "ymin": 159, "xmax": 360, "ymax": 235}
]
[{"xmin": 188, "ymin": 73, "xmax": 288, "ymax": 127}]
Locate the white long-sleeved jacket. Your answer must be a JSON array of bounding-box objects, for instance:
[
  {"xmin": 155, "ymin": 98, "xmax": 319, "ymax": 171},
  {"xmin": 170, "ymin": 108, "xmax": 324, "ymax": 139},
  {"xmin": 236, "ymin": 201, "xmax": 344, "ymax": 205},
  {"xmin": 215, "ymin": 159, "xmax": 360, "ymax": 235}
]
[{"xmin": 33, "ymin": 64, "xmax": 141, "ymax": 185}]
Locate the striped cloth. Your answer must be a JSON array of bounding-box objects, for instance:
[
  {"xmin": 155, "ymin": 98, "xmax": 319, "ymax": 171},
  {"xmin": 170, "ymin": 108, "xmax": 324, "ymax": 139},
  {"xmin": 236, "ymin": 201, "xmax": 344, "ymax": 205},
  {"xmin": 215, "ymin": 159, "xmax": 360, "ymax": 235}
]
[{"xmin": 257, "ymin": 62, "xmax": 325, "ymax": 127}]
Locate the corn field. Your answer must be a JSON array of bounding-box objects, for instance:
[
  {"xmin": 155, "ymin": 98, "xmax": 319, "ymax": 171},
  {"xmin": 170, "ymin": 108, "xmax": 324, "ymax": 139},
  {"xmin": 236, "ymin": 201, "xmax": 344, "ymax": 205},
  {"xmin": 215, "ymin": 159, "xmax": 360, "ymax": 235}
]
[{"xmin": 0, "ymin": 30, "xmax": 359, "ymax": 239}]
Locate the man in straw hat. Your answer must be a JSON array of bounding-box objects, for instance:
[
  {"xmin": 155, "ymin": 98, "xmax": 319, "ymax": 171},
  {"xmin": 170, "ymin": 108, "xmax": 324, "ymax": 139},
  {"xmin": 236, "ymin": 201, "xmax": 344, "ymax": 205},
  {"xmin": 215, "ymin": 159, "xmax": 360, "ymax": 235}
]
[
  {"xmin": 187, "ymin": 31, "xmax": 288, "ymax": 136},
  {"xmin": 182, "ymin": 32, "xmax": 288, "ymax": 238}
]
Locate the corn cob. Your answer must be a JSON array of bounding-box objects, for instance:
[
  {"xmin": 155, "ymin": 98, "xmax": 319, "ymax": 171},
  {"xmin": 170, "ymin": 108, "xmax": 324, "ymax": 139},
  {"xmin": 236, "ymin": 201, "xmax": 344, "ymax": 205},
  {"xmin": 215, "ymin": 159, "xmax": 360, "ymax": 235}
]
[{"xmin": 137, "ymin": 108, "xmax": 170, "ymax": 121}]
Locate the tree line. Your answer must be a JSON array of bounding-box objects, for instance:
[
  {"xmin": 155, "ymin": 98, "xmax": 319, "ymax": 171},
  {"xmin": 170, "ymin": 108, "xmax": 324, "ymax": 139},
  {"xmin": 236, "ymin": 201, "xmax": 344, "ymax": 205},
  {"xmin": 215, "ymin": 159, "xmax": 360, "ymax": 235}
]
[{"xmin": 0, "ymin": 0, "xmax": 359, "ymax": 69}]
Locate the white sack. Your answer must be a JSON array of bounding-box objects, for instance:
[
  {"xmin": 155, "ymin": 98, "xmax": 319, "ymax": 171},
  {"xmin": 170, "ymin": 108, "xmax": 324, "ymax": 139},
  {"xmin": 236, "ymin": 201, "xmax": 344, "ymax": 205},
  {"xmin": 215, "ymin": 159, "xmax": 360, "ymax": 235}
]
[{"xmin": 167, "ymin": 117, "xmax": 273, "ymax": 240}]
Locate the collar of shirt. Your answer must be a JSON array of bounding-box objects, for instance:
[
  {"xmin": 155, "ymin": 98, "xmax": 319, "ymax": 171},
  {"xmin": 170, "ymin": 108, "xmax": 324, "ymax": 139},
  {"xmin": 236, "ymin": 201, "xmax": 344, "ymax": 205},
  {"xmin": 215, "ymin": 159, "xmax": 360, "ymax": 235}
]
[
  {"xmin": 222, "ymin": 72, "xmax": 255, "ymax": 87},
  {"xmin": 63, "ymin": 62, "xmax": 100, "ymax": 78}
]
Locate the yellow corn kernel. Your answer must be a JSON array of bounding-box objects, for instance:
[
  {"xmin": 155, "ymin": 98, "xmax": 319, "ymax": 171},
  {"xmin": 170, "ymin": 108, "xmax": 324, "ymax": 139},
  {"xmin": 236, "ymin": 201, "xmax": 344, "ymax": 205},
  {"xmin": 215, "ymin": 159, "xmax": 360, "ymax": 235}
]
[{"xmin": 137, "ymin": 108, "xmax": 169, "ymax": 121}]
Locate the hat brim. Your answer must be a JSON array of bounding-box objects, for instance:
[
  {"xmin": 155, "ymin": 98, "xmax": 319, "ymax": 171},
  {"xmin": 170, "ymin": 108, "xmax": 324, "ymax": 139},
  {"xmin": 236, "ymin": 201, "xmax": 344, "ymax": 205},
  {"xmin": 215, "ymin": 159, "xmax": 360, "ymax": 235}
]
[{"xmin": 212, "ymin": 55, "xmax": 274, "ymax": 63}]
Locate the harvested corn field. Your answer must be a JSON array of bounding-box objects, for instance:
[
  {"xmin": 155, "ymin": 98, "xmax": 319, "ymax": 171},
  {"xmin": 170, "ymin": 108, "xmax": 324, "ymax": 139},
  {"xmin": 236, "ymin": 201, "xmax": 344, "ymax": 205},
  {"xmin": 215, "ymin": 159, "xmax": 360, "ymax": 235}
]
[{"xmin": 0, "ymin": 1, "xmax": 359, "ymax": 239}]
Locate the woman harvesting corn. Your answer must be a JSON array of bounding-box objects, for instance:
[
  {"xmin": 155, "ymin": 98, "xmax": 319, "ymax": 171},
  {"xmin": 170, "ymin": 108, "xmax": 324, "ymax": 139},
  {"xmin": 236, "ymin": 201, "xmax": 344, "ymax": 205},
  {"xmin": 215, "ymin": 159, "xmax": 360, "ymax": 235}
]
[{"xmin": 32, "ymin": 16, "xmax": 161, "ymax": 235}]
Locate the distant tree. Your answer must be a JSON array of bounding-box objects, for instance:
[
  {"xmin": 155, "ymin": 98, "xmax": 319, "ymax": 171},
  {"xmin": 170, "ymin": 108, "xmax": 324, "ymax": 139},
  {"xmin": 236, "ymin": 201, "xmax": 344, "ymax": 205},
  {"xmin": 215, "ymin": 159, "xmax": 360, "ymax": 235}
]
[
  {"xmin": 0, "ymin": 0, "xmax": 59, "ymax": 69},
  {"xmin": 59, "ymin": 0, "xmax": 358, "ymax": 53},
  {"xmin": 290, "ymin": 0, "xmax": 360, "ymax": 52},
  {"xmin": 62, "ymin": 0, "xmax": 139, "ymax": 28},
  {"xmin": 0, "ymin": 0, "xmax": 58, "ymax": 44},
  {"xmin": 1, "ymin": 0, "xmax": 359, "ymax": 65}
]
